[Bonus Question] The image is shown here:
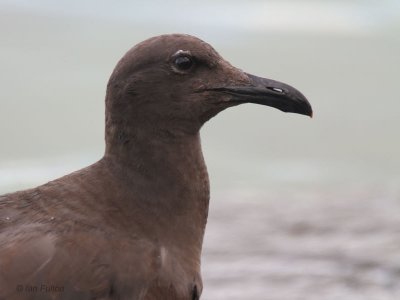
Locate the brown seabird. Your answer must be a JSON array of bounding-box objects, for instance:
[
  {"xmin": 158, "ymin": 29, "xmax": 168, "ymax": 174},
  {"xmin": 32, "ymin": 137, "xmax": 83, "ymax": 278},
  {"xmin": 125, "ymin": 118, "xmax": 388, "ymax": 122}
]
[{"xmin": 0, "ymin": 34, "xmax": 312, "ymax": 300}]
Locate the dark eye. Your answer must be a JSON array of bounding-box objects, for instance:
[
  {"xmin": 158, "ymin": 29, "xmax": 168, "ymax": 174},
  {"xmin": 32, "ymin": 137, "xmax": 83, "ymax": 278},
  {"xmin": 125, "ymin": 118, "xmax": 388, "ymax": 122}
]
[{"xmin": 173, "ymin": 55, "xmax": 194, "ymax": 71}]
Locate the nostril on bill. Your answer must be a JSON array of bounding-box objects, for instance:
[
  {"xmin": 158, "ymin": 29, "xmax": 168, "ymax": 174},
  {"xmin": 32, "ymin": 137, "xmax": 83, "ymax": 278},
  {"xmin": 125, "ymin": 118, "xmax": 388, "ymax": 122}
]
[{"xmin": 266, "ymin": 87, "xmax": 284, "ymax": 93}]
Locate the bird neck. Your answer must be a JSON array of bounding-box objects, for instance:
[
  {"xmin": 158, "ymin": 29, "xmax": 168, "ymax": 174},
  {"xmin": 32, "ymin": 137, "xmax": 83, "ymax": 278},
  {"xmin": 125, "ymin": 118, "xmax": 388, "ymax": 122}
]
[
  {"xmin": 103, "ymin": 130, "xmax": 210, "ymax": 251},
  {"xmin": 103, "ymin": 128, "xmax": 209, "ymax": 213},
  {"xmin": 104, "ymin": 127, "xmax": 205, "ymax": 171}
]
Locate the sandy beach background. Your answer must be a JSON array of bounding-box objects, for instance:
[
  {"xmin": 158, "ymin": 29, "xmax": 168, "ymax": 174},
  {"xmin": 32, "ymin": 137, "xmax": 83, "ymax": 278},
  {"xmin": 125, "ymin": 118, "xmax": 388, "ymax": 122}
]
[{"xmin": 0, "ymin": 1, "xmax": 399, "ymax": 299}]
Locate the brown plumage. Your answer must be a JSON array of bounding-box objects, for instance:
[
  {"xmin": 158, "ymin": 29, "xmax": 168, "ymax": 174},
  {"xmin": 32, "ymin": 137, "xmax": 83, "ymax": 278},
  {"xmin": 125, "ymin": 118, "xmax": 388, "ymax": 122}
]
[{"xmin": 0, "ymin": 34, "xmax": 312, "ymax": 300}]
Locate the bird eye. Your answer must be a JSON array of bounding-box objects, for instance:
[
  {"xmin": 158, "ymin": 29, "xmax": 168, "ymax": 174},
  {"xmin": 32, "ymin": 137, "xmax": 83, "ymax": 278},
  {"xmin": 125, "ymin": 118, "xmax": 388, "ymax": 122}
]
[
  {"xmin": 171, "ymin": 50, "xmax": 195, "ymax": 74},
  {"xmin": 174, "ymin": 55, "xmax": 194, "ymax": 71}
]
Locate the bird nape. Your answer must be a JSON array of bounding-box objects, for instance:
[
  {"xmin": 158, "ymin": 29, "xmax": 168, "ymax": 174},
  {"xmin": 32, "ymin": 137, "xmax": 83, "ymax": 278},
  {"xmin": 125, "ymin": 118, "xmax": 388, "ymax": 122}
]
[{"xmin": 0, "ymin": 34, "xmax": 312, "ymax": 300}]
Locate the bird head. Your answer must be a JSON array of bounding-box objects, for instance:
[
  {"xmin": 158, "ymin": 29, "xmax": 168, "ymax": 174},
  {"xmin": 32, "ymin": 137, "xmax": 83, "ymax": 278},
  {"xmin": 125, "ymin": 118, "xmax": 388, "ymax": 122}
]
[{"xmin": 105, "ymin": 34, "xmax": 312, "ymax": 143}]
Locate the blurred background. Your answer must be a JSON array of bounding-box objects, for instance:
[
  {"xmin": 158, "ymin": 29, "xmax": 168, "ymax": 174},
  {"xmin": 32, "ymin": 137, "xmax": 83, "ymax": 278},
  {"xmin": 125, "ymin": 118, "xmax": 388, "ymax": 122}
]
[{"xmin": 0, "ymin": 0, "xmax": 399, "ymax": 299}]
